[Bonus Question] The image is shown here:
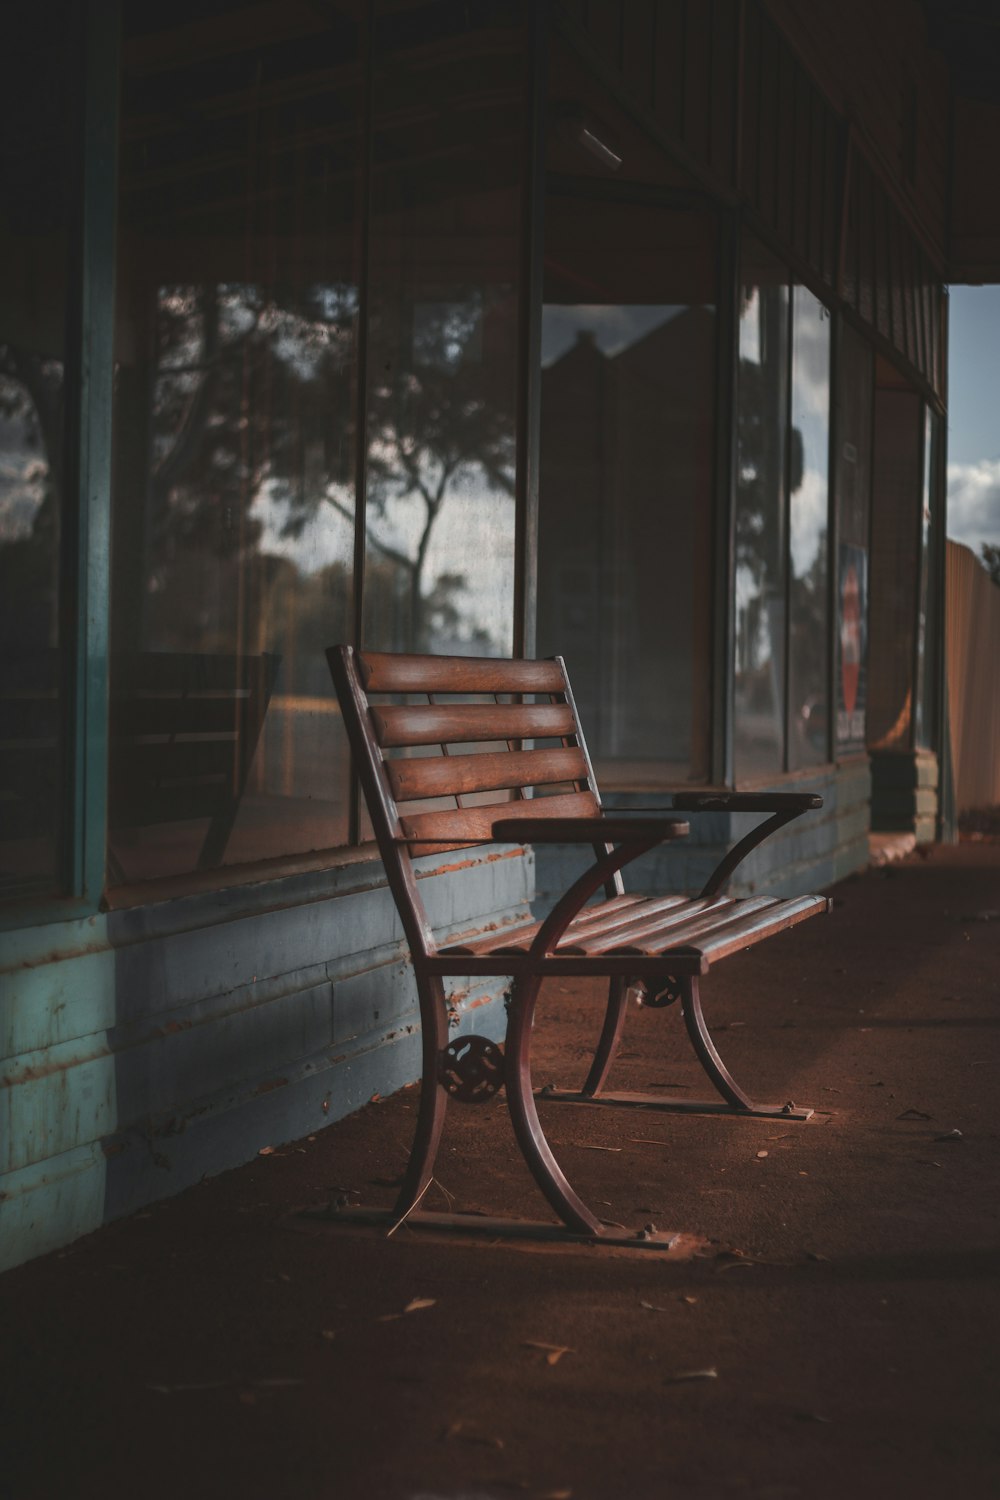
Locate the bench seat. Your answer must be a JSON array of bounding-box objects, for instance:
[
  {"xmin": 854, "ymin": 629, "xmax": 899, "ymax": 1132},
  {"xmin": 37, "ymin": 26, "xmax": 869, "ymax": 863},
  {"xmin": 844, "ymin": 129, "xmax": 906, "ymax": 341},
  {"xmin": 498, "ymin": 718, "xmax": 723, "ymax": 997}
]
[{"xmin": 440, "ymin": 891, "xmax": 829, "ymax": 964}]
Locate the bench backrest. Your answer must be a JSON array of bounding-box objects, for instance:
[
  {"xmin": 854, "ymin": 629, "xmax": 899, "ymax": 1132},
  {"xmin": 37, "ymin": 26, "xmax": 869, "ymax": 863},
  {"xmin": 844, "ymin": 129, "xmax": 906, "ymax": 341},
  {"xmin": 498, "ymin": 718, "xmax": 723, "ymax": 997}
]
[{"xmin": 327, "ymin": 646, "xmax": 613, "ymax": 958}]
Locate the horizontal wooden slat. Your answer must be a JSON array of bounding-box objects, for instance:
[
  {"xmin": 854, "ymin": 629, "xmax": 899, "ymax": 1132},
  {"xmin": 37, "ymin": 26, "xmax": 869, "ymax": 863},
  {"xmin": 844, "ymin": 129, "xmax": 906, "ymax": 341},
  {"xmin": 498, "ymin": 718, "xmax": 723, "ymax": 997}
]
[
  {"xmin": 690, "ymin": 895, "xmax": 830, "ymax": 965},
  {"xmin": 565, "ymin": 896, "xmax": 739, "ymax": 955},
  {"xmin": 496, "ymin": 895, "xmax": 696, "ymax": 957},
  {"xmin": 400, "ymin": 790, "xmax": 599, "ymax": 856},
  {"xmin": 596, "ymin": 896, "xmax": 780, "ymax": 956},
  {"xmin": 358, "ymin": 651, "xmax": 566, "ymax": 695},
  {"xmin": 442, "ymin": 894, "xmax": 650, "ymax": 957},
  {"xmin": 385, "ymin": 745, "xmax": 589, "ymax": 802},
  {"xmin": 373, "ymin": 702, "xmax": 576, "ymax": 748}
]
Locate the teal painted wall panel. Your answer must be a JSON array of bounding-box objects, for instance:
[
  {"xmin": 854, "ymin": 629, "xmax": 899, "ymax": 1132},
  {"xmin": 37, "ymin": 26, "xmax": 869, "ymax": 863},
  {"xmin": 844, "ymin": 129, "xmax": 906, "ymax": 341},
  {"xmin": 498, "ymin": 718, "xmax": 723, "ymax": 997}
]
[
  {"xmin": 2, "ymin": 1044, "xmax": 116, "ymax": 1174},
  {"xmin": 0, "ymin": 851, "xmax": 529, "ymax": 1271},
  {"xmin": 0, "ymin": 1144, "xmax": 107, "ymax": 1274},
  {"xmin": 1, "ymin": 943, "xmax": 116, "ymax": 1062}
]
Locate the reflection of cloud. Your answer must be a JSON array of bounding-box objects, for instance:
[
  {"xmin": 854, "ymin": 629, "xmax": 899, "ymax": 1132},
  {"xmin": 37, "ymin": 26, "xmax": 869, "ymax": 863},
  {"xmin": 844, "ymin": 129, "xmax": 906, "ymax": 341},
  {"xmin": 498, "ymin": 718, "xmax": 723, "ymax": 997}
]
[
  {"xmin": 947, "ymin": 460, "xmax": 1000, "ymax": 550},
  {"xmin": 790, "ymin": 467, "xmax": 827, "ymax": 576},
  {"xmin": 792, "ymin": 289, "xmax": 830, "ymax": 416}
]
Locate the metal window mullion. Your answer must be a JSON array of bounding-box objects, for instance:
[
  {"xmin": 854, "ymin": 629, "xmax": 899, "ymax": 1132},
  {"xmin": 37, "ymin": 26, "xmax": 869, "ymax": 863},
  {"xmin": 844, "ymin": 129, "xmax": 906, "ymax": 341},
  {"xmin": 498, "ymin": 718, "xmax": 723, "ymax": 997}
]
[
  {"xmin": 350, "ymin": 0, "xmax": 376, "ymax": 847},
  {"xmin": 70, "ymin": 0, "xmax": 120, "ymax": 904},
  {"xmin": 826, "ymin": 311, "xmax": 840, "ymax": 767},
  {"xmin": 782, "ymin": 280, "xmax": 793, "ymax": 775},
  {"xmin": 513, "ymin": 0, "xmax": 548, "ymax": 661},
  {"xmin": 714, "ymin": 207, "xmax": 740, "ymax": 789}
]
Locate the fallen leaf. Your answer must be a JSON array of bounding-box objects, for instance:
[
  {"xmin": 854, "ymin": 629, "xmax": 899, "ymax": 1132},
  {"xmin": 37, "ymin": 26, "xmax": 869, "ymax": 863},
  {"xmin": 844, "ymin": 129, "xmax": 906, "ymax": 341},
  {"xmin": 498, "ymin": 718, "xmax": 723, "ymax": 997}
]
[
  {"xmin": 572, "ymin": 1143, "xmax": 622, "ymax": 1153},
  {"xmin": 320, "ymin": 1330, "xmax": 336, "ymax": 1342},
  {"xmin": 628, "ymin": 1137, "xmax": 671, "ymax": 1147},
  {"xmin": 756, "ymin": 1151, "xmax": 769, "ymax": 1159},
  {"xmin": 663, "ymin": 1367, "xmax": 718, "ymax": 1384},
  {"xmin": 257, "ymin": 1146, "xmax": 276, "ymax": 1157},
  {"xmin": 522, "ymin": 1340, "xmax": 574, "ymax": 1366},
  {"xmin": 681, "ymin": 1295, "xmax": 698, "ymax": 1305},
  {"xmin": 404, "ymin": 1297, "xmax": 436, "ymax": 1313},
  {"xmin": 805, "ymin": 1251, "xmax": 830, "ymax": 1262},
  {"xmin": 640, "ymin": 1300, "xmax": 671, "ymax": 1313},
  {"xmin": 896, "ymin": 1109, "xmax": 932, "ymax": 1121},
  {"xmin": 933, "ymin": 1129, "xmax": 963, "ymax": 1142}
]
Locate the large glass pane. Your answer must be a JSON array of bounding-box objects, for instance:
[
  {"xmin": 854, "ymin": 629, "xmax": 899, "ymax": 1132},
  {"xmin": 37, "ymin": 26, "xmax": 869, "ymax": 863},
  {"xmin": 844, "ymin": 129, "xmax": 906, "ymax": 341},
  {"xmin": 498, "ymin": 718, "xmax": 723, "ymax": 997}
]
[
  {"xmin": 0, "ymin": 3, "xmax": 80, "ymax": 901},
  {"xmin": 109, "ymin": 1, "xmax": 362, "ymax": 883},
  {"xmin": 787, "ymin": 286, "xmax": 830, "ymax": 769},
  {"xmin": 537, "ymin": 188, "xmax": 716, "ymax": 783},
  {"xmin": 914, "ymin": 407, "xmax": 939, "ymax": 749},
  {"xmin": 867, "ymin": 386, "xmax": 922, "ymax": 752},
  {"xmin": 361, "ymin": 2, "xmax": 526, "ymax": 657},
  {"xmin": 734, "ymin": 244, "xmax": 788, "ymax": 780},
  {"xmin": 834, "ymin": 320, "xmax": 872, "ymax": 755}
]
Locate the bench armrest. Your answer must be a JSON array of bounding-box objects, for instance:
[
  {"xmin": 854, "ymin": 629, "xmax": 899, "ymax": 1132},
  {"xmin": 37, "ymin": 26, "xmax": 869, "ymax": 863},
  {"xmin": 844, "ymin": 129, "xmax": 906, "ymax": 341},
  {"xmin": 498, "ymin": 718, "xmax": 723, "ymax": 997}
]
[
  {"xmin": 490, "ymin": 815, "xmax": 689, "ymax": 845},
  {"xmin": 671, "ymin": 792, "xmax": 822, "ymax": 814},
  {"xmin": 671, "ymin": 792, "xmax": 823, "ymax": 898}
]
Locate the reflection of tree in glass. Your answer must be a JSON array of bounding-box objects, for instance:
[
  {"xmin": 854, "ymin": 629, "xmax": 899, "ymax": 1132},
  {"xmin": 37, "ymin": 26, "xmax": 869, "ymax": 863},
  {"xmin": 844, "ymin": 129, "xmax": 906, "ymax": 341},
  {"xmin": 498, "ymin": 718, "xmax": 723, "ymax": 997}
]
[
  {"xmin": 0, "ymin": 346, "xmax": 63, "ymax": 650},
  {"xmin": 345, "ymin": 292, "xmax": 514, "ymax": 651},
  {"xmin": 147, "ymin": 285, "xmax": 513, "ymax": 656},
  {"xmin": 150, "ymin": 282, "xmax": 356, "ymax": 563}
]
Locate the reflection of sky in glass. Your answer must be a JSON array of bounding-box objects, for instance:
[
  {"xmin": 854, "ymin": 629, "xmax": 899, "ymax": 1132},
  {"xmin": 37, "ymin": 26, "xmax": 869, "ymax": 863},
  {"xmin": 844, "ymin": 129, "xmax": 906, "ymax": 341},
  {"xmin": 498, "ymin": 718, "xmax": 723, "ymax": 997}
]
[
  {"xmin": 790, "ymin": 288, "xmax": 830, "ymax": 579},
  {"xmin": 542, "ymin": 304, "xmax": 682, "ymax": 366}
]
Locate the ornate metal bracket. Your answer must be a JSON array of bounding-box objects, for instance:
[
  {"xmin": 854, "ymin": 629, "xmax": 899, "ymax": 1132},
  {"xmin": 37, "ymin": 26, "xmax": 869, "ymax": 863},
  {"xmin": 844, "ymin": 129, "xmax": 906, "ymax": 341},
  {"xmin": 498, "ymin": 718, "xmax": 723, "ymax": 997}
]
[{"xmin": 439, "ymin": 1035, "xmax": 505, "ymax": 1103}]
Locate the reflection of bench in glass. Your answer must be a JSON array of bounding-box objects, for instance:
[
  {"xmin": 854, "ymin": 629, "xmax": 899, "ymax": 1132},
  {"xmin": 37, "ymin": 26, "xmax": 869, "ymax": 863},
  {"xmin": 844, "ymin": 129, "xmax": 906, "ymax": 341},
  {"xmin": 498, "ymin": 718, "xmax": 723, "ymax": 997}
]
[
  {"xmin": 325, "ymin": 646, "xmax": 829, "ymax": 1248},
  {"xmin": 108, "ymin": 651, "xmax": 280, "ymax": 884}
]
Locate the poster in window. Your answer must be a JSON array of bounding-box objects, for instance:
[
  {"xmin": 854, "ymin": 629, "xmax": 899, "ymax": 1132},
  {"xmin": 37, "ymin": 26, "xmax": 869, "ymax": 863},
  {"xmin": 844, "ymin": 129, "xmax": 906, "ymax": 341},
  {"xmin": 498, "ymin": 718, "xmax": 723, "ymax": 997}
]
[{"xmin": 837, "ymin": 543, "xmax": 868, "ymax": 752}]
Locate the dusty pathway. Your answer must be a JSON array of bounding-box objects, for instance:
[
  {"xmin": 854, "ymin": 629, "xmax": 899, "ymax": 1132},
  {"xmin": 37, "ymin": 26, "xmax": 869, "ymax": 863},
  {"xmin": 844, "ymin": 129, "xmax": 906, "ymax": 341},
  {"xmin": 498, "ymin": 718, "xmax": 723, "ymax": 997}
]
[{"xmin": 2, "ymin": 846, "xmax": 999, "ymax": 1499}]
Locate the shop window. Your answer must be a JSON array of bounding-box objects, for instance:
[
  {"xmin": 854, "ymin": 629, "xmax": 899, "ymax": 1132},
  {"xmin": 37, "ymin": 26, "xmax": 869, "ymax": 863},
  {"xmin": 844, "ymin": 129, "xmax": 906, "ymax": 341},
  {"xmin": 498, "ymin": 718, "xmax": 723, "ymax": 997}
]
[
  {"xmin": 833, "ymin": 321, "xmax": 873, "ymax": 755},
  {"xmin": 914, "ymin": 408, "xmax": 940, "ymax": 749},
  {"xmin": 537, "ymin": 198, "xmax": 717, "ymax": 785},
  {"xmin": 109, "ymin": 0, "xmax": 364, "ymax": 882},
  {"xmin": 360, "ymin": 2, "xmax": 522, "ymax": 658},
  {"xmin": 734, "ymin": 241, "xmax": 832, "ymax": 781},
  {"xmin": 787, "ymin": 287, "xmax": 830, "ymax": 770},
  {"xmin": 0, "ymin": 3, "xmax": 81, "ymax": 902},
  {"xmin": 867, "ymin": 387, "xmax": 922, "ymax": 752},
  {"xmin": 734, "ymin": 249, "xmax": 788, "ymax": 779},
  {"xmin": 108, "ymin": 1, "xmax": 528, "ymax": 884}
]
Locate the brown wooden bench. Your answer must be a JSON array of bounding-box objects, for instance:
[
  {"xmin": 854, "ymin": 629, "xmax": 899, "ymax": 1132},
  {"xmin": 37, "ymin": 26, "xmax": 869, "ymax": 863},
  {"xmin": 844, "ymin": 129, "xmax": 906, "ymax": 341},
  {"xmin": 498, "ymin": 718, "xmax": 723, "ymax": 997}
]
[{"xmin": 326, "ymin": 645, "xmax": 829, "ymax": 1247}]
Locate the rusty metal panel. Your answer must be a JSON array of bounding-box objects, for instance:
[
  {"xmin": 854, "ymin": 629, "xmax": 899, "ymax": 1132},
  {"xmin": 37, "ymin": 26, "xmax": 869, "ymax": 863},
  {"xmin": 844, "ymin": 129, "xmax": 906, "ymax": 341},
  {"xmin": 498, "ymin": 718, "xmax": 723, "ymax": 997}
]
[{"xmin": 946, "ymin": 541, "xmax": 1000, "ymax": 814}]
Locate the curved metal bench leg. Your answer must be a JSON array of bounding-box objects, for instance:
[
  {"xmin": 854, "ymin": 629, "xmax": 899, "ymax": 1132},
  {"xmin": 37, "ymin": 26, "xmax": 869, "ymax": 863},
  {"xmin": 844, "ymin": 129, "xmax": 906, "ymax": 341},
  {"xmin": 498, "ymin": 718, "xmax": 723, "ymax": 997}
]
[
  {"xmin": 580, "ymin": 976, "xmax": 629, "ymax": 1097},
  {"xmin": 392, "ymin": 969, "xmax": 451, "ymax": 1217},
  {"xmin": 505, "ymin": 974, "xmax": 604, "ymax": 1236},
  {"xmin": 680, "ymin": 975, "xmax": 755, "ymax": 1110},
  {"xmin": 680, "ymin": 975, "xmax": 811, "ymax": 1118}
]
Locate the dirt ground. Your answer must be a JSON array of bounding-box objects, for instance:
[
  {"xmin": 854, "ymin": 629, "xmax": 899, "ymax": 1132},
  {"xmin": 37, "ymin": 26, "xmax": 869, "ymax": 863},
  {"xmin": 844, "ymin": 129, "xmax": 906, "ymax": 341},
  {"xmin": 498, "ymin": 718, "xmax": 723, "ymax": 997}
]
[{"xmin": 2, "ymin": 845, "xmax": 999, "ymax": 1500}]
